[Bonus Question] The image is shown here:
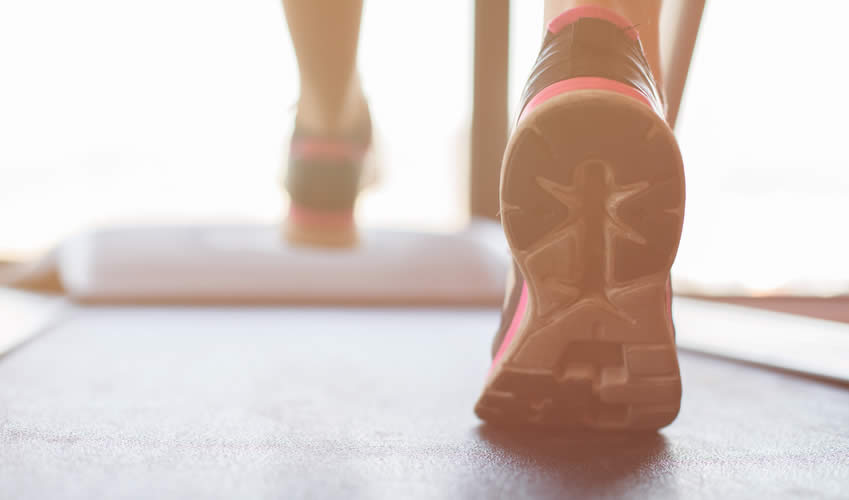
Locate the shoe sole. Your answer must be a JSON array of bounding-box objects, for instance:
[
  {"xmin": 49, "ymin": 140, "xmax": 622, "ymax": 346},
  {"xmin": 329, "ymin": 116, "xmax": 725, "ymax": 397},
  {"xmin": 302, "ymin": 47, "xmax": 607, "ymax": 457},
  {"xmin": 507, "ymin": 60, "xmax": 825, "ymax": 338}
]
[
  {"xmin": 475, "ymin": 90, "xmax": 685, "ymax": 430},
  {"xmin": 285, "ymin": 205, "xmax": 359, "ymax": 248},
  {"xmin": 285, "ymin": 221, "xmax": 358, "ymax": 248}
]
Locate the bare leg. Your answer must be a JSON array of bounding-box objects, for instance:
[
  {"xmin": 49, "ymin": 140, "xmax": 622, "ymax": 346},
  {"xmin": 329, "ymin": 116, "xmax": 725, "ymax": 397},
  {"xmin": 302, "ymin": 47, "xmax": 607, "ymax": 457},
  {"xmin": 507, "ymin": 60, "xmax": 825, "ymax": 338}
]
[
  {"xmin": 282, "ymin": 0, "xmax": 368, "ymax": 136},
  {"xmin": 544, "ymin": 0, "xmax": 664, "ymax": 90}
]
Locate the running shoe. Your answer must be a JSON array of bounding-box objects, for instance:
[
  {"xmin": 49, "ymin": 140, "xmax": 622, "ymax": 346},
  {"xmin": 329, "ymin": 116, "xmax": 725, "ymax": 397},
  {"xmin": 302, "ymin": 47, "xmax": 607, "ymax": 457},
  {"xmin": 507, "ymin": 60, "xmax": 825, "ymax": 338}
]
[
  {"xmin": 475, "ymin": 7, "xmax": 685, "ymax": 430},
  {"xmin": 283, "ymin": 114, "xmax": 371, "ymax": 247}
]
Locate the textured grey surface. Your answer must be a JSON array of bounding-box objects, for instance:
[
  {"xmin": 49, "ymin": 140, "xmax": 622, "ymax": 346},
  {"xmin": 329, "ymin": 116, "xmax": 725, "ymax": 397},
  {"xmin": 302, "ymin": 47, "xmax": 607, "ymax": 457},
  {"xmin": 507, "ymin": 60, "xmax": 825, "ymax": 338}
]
[
  {"xmin": 0, "ymin": 288, "xmax": 64, "ymax": 356},
  {"xmin": 1, "ymin": 306, "xmax": 848, "ymax": 499}
]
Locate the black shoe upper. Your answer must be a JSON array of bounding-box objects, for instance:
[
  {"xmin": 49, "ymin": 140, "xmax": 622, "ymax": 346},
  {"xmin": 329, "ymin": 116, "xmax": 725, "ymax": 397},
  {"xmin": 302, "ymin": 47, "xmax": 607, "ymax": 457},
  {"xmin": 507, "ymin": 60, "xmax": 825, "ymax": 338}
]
[
  {"xmin": 518, "ymin": 17, "xmax": 662, "ymax": 120},
  {"xmin": 285, "ymin": 113, "xmax": 372, "ymax": 213}
]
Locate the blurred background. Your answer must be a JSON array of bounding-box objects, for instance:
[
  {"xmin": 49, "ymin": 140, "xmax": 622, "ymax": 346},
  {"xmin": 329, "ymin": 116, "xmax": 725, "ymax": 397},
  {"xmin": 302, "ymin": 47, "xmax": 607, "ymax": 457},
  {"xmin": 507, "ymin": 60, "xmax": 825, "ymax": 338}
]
[{"xmin": 1, "ymin": 0, "xmax": 847, "ymax": 297}]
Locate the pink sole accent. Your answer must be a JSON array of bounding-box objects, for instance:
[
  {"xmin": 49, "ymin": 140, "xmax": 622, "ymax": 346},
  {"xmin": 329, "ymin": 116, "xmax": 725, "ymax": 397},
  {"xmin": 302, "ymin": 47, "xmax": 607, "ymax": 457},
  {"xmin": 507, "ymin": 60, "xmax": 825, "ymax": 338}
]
[
  {"xmin": 666, "ymin": 278, "xmax": 673, "ymax": 325},
  {"xmin": 291, "ymin": 139, "xmax": 367, "ymax": 162},
  {"xmin": 548, "ymin": 6, "xmax": 639, "ymax": 40},
  {"xmin": 519, "ymin": 77, "xmax": 657, "ymax": 124},
  {"xmin": 288, "ymin": 204, "xmax": 354, "ymax": 229},
  {"xmin": 491, "ymin": 283, "xmax": 529, "ymax": 373}
]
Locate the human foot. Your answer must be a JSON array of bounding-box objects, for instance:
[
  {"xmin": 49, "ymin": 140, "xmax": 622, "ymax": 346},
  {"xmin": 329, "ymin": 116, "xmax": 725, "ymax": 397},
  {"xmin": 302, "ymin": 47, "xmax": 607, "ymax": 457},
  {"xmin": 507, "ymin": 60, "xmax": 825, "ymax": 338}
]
[
  {"xmin": 282, "ymin": 110, "xmax": 371, "ymax": 247},
  {"xmin": 476, "ymin": 7, "xmax": 685, "ymax": 430}
]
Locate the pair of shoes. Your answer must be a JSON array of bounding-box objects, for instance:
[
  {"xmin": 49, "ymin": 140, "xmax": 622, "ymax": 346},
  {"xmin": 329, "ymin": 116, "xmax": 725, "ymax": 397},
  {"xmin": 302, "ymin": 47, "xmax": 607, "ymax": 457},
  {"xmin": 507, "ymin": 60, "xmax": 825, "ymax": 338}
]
[{"xmin": 284, "ymin": 7, "xmax": 685, "ymax": 430}]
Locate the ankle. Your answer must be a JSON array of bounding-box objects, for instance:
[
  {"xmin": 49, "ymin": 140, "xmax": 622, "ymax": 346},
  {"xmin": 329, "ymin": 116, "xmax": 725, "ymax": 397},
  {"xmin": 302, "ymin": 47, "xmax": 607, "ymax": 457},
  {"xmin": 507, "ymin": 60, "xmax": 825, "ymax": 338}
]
[
  {"xmin": 544, "ymin": 0, "xmax": 660, "ymax": 27},
  {"xmin": 295, "ymin": 80, "xmax": 370, "ymax": 139}
]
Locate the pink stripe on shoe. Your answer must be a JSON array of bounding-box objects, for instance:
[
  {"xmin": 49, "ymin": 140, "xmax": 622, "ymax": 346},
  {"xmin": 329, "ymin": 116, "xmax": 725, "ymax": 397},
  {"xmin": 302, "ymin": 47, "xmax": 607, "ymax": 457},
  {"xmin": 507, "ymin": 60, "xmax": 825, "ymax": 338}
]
[
  {"xmin": 288, "ymin": 204, "xmax": 354, "ymax": 228},
  {"xmin": 548, "ymin": 6, "xmax": 639, "ymax": 40},
  {"xmin": 291, "ymin": 138, "xmax": 367, "ymax": 162},
  {"xmin": 491, "ymin": 283, "xmax": 529, "ymax": 373},
  {"xmin": 518, "ymin": 77, "xmax": 658, "ymax": 123}
]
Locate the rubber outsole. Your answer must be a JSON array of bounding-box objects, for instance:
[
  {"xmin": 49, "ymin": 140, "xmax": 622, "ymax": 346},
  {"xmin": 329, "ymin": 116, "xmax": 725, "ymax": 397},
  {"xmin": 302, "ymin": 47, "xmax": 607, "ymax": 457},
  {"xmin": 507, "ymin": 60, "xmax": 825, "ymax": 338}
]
[
  {"xmin": 284, "ymin": 218, "xmax": 359, "ymax": 248},
  {"xmin": 475, "ymin": 90, "xmax": 685, "ymax": 430}
]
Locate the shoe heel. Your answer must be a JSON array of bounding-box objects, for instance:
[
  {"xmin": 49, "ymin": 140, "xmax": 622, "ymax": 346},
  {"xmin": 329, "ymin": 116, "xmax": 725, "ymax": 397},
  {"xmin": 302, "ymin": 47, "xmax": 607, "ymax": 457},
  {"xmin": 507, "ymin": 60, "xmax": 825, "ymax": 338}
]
[{"xmin": 478, "ymin": 89, "xmax": 685, "ymax": 429}]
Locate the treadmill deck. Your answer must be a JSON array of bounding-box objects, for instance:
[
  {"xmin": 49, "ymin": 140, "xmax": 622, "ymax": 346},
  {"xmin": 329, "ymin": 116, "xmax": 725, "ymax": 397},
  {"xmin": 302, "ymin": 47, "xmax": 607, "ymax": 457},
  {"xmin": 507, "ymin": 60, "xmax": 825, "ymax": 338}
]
[{"xmin": 1, "ymin": 304, "xmax": 847, "ymax": 499}]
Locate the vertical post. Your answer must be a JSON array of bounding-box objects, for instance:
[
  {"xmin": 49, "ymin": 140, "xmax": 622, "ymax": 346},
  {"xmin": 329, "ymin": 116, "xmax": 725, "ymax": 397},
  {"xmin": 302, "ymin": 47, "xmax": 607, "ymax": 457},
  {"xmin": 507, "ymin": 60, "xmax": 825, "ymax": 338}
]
[
  {"xmin": 663, "ymin": 0, "xmax": 706, "ymax": 129},
  {"xmin": 470, "ymin": 0, "xmax": 510, "ymax": 220}
]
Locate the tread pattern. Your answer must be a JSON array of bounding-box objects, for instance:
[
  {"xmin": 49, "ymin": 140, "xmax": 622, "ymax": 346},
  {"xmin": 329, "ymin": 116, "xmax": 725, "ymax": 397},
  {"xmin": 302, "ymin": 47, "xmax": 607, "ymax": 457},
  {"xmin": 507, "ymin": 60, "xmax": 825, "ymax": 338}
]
[{"xmin": 477, "ymin": 93, "xmax": 684, "ymax": 430}]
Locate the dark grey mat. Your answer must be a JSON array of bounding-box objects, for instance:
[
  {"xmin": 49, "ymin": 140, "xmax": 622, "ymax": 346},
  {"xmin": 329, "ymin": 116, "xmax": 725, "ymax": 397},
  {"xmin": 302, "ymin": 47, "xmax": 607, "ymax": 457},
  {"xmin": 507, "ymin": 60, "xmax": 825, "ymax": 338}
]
[{"xmin": 1, "ymin": 307, "xmax": 848, "ymax": 499}]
